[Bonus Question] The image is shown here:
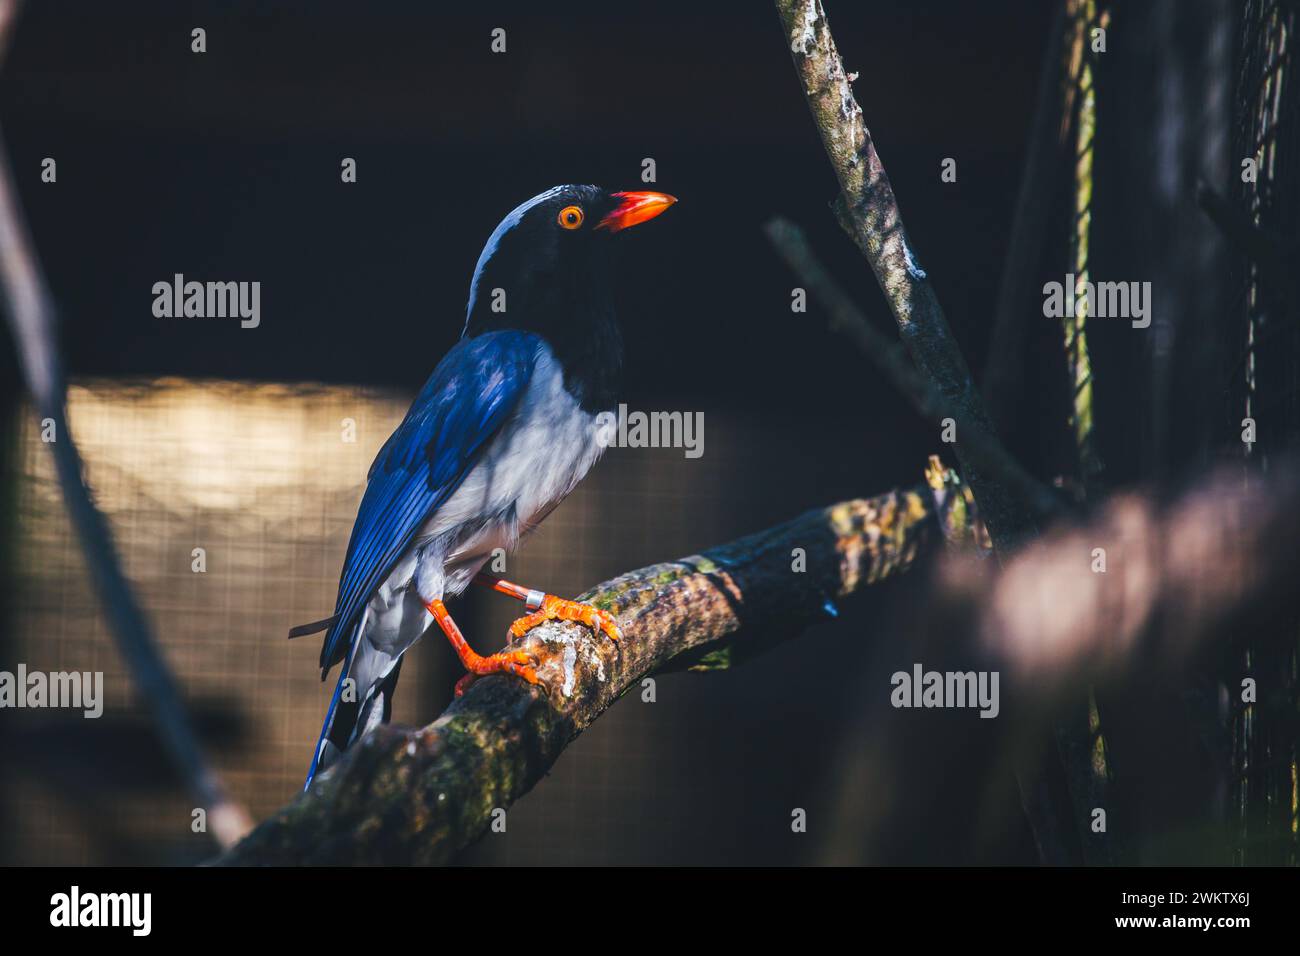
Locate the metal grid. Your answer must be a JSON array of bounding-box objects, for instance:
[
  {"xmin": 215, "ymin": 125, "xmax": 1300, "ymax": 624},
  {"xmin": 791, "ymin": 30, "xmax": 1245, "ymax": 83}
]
[
  {"xmin": 5, "ymin": 378, "xmax": 417, "ymax": 862},
  {"xmin": 4, "ymin": 376, "xmax": 761, "ymax": 864},
  {"xmin": 1229, "ymin": 0, "xmax": 1300, "ymax": 866}
]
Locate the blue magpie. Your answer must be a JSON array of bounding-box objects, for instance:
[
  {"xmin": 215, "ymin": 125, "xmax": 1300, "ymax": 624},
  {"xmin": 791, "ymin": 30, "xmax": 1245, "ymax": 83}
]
[{"xmin": 292, "ymin": 185, "xmax": 676, "ymax": 788}]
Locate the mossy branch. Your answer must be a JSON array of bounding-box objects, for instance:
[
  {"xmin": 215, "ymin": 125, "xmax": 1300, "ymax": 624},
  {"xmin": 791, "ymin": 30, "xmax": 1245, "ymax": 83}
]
[{"xmin": 214, "ymin": 462, "xmax": 976, "ymax": 865}]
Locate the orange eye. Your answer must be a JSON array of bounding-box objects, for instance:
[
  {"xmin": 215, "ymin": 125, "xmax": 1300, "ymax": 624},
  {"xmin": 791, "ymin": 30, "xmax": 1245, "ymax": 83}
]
[{"xmin": 557, "ymin": 205, "xmax": 584, "ymax": 230}]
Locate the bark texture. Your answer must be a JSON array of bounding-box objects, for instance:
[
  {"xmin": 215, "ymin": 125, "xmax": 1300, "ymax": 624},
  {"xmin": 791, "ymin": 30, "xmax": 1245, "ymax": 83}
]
[{"xmin": 773, "ymin": 0, "xmax": 1037, "ymax": 552}]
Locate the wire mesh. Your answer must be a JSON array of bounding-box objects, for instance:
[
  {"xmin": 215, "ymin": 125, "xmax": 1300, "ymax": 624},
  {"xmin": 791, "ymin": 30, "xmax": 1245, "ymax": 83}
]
[
  {"xmin": 1229, "ymin": 0, "xmax": 1300, "ymax": 866},
  {"xmin": 3, "ymin": 376, "xmax": 762, "ymax": 864}
]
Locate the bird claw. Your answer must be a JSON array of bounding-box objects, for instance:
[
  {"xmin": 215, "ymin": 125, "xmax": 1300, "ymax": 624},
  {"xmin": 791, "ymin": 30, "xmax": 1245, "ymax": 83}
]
[
  {"xmin": 509, "ymin": 594, "xmax": 622, "ymax": 643},
  {"xmin": 454, "ymin": 649, "xmax": 542, "ymax": 697}
]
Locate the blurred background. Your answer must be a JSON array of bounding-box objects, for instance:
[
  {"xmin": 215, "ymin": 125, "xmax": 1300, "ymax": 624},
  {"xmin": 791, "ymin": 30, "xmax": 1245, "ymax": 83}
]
[{"xmin": 3, "ymin": 0, "xmax": 1293, "ymax": 866}]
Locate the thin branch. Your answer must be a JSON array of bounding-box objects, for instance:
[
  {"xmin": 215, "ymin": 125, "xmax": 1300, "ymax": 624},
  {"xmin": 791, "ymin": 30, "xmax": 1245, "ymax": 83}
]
[
  {"xmin": 1047, "ymin": 0, "xmax": 1113, "ymax": 866},
  {"xmin": 982, "ymin": 0, "xmax": 1071, "ymax": 432},
  {"xmin": 1196, "ymin": 180, "xmax": 1298, "ymax": 307},
  {"xmin": 0, "ymin": 0, "xmax": 250, "ymax": 848},
  {"xmin": 765, "ymin": 217, "xmax": 1060, "ymax": 522},
  {"xmin": 216, "ymin": 468, "xmax": 978, "ymax": 865},
  {"xmin": 1060, "ymin": 0, "xmax": 1105, "ymax": 485},
  {"xmin": 772, "ymin": 0, "xmax": 1038, "ymax": 553}
]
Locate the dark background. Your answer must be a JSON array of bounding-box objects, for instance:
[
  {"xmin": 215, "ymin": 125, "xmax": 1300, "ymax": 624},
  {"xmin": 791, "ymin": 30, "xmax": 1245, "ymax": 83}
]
[
  {"xmin": 2, "ymin": 0, "xmax": 1049, "ymax": 440},
  {"xmin": 0, "ymin": 0, "xmax": 1063, "ymax": 865}
]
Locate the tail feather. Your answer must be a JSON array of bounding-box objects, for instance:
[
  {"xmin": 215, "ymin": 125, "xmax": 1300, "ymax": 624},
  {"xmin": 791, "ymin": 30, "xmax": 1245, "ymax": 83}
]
[
  {"xmin": 304, "ymin": 636, "xmax": 405, "ymax": 789},
  {"xmin": 287, "ymin": 614, "xmax": 338, "ymax": 640},
  {"xmin": 304, "ymin": 644, "xmax": 355, "ymax": 789}
]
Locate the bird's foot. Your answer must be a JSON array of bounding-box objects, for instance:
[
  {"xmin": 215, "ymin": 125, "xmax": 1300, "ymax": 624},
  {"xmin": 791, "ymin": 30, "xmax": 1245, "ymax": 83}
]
[
  {"xmin": 453, "ymin": 648, "xmax": 540, "ymax": 697},
  {"xmin": 426, "ymin": 598, "xmax": 542, "ymax": 697},
  {"xmin": 508, "ymin": 594, "xmax": 621, "ymax": 643}
]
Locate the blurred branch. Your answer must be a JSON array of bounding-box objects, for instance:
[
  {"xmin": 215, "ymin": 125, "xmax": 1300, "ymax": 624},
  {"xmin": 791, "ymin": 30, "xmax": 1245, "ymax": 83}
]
[
  {"xmin": 765, "ymin": 217, "xmax": 1059, "ymax": 525},
  {"xmin": 772, "ymin": 0, "xmax": 1038, "ymax": 553},
  {"xmin": 217, "ymin": 465, "xmax": 978, "ymax": 864},
  {"xmin": 1053, "ymin": 0, "xmax": 1112, "ymax": 866},
  {"xmin": 1060, "ymin": 0, "xmax": 1105, "ymax": 485},
  {"xmin": 953, "ymin": 463, "xmax": 1300, "ymax": 687},
  {"xmin": 0, "ymin": 0, "xmax": 250, "ymax": 848},
  {"xmin": 1196, "ymin": 180, "xmax": 1298, "ymax": 308},
  {"xmin": 982, "ymin": 0, "xmax": 1070, "ymax": 429},
  {"xmin": 939, "ymin": 461, "xmax": 1299, "ymax": 865}
]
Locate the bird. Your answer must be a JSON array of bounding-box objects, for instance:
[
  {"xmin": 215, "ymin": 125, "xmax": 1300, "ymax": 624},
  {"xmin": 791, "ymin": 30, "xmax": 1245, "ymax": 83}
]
[{"xmin": 290, "ymin": 184, "xmax": 676, "ymax": 788}]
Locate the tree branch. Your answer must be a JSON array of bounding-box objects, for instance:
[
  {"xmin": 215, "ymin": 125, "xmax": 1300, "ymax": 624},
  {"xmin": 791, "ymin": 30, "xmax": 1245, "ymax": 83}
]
[
  {"xmin": 773, "ymin": 0, "xmax": 1039, "ymax": 552},
  {"xmin": 216, "ymin": 465, "xmax": 977, "ymax": 864},
  {"xmin": 1060, "ymin": 0, "xmax": 1104, "ymax": 485}
]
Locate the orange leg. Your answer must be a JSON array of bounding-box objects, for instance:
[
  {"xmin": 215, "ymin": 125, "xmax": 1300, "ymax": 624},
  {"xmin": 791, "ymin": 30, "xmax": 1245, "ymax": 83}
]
[
  {"xmin": 474, "ymin": 573, "xmax": 621, "ymax": 642},
  {"xmin": 426, "ymin": 599, "xmax": 539, "ymax": 697}
]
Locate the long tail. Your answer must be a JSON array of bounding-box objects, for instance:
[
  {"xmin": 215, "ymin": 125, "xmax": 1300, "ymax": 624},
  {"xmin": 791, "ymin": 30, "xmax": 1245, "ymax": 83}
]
[{"xmin": 304, "ymin": 632, "xmax": 403, "ymax": 789}]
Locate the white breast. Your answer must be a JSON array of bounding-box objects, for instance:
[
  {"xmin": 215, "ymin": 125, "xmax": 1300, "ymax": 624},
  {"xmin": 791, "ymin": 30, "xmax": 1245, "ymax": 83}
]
[
  {"xmin": 423, "ymin": 342, "xmax": 606, "ymax": 569},
  {"xmin": 356, "ymin": 343, "xmax": 604, "ymax": 662}
]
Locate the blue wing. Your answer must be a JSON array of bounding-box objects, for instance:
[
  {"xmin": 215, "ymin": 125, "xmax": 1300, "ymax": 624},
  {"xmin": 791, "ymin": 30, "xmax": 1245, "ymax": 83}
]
[{"xmin": 318, "ymin": 329, "xmax": 542, "ymax": 672}]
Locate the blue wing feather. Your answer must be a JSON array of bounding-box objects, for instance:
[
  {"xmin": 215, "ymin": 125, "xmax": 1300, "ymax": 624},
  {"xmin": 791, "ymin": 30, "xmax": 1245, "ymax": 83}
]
[{"xmin": 318, "ymin": 329, "xmax": 542, "ymax": 671}]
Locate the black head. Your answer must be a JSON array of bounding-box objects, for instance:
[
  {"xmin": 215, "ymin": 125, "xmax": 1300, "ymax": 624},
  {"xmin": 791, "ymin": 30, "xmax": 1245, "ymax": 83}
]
[{"xmin": 461, "ymin": 184, "xmax": 676, "ymax": 410}]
